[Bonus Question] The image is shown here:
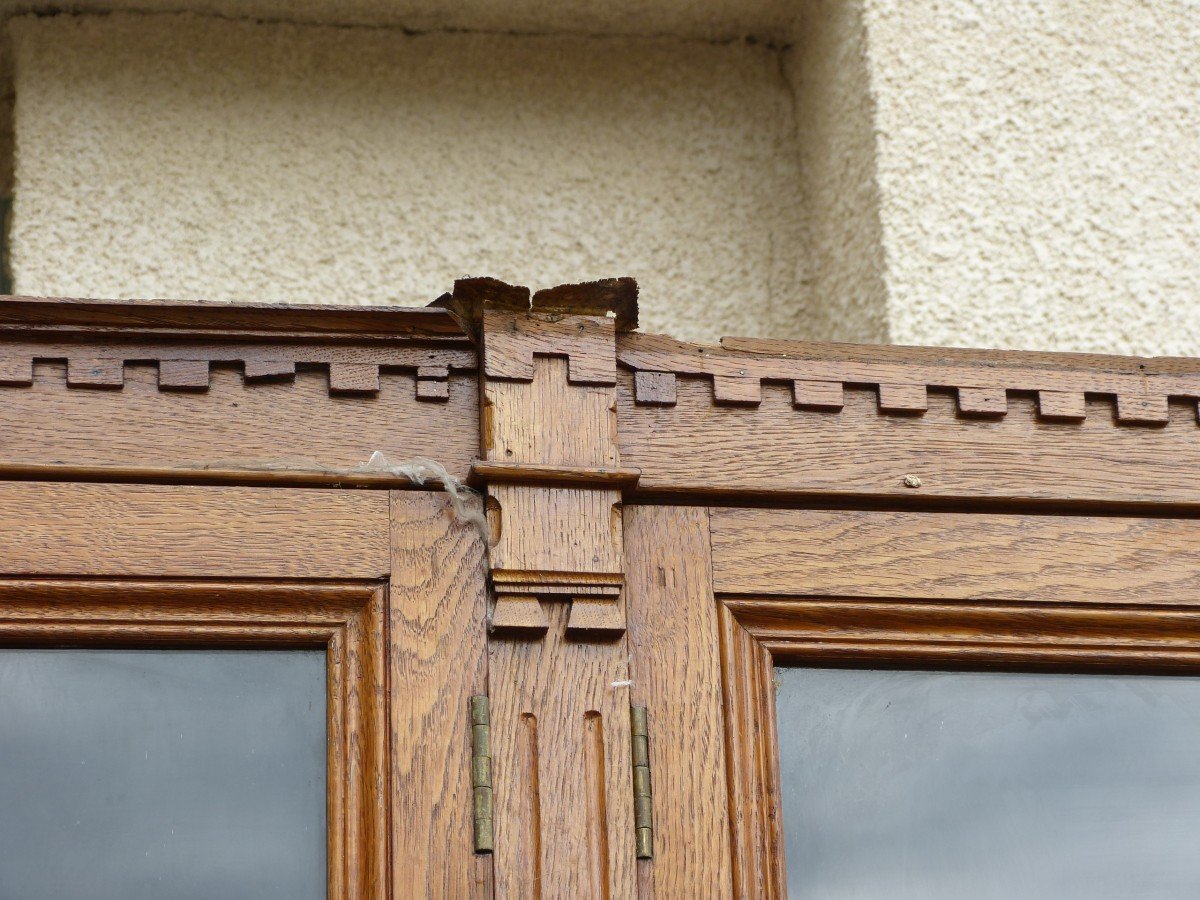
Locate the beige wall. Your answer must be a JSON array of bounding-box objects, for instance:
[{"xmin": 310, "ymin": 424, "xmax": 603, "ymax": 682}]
[
  {"xmin": 8, "ymin": 2, "xmax": 1200, "ymax": 354},
  {"xmin": 9, "ymin": 14, "xmax": 808, "ymax": 344},
  {"xmin": 793, "ymin": 0, "xmax": 1200, "ymax": 355}
]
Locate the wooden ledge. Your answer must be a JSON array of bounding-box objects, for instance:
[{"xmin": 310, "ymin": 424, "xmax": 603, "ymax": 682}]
[{"xmin": 469, "ymin": 461, "xmax": 640, "ymax": 489}]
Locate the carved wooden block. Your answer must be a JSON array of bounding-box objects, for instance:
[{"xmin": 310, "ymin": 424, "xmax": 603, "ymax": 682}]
[{"xmin": 464, "ymin": 277, "xmax": 636, "ymax": 639}]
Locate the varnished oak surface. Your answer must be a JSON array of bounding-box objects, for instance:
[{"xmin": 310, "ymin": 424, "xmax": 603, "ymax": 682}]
[
  {"xmin": 710, "ymin": 507, "xmax": 1200, "ymax": 604},
  {"xmin": 625, "ymin": 506, "xmax": 733, "ymax": 898},
  {"xmin": 0, "ymin": 363, "xmax": 477, "ymax": 486},
  {"xmin": 0, "ymin": 577, "xmax": 388, "ymax": 900},
  {"xmin": 0, "ymin": 482, "xmax": 389, "ymax": 578},
  {"xmin": 710, "ymin": 505, "xmax": 1200, "ymax": 899},
  {"xmin": 388, "ymin": 492, "xmax": 492, "ymax": 898},
  {"xmin": 619, "ymin": 375, "xmax": 1200, "ymax": 507}
]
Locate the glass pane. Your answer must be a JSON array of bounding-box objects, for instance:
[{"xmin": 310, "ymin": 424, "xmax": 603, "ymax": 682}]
[
  {"xmin": 777, "ymin": 667, "xmax": 1200, "ymax": 899},
  {"xmin": 0, "ymin": 648, "xmax": 326, "ymax": 900}
]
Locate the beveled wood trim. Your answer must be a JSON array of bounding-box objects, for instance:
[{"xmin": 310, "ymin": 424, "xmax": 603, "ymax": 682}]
[
  {"xmin": 0, "ymin": 295, "xmax": 467, "ymax": 339},
  {"xmin": 718, "ymin": 595, "xmax": 1200, "ymax": 899},
  {"xmin": 717, "ymin": 603, "xmax": 785, "ymax": 900},
  {"xmin": 469, "ymin": 460, "xmax": 640, "ymax": 489},
  {"xmin": 0, "ymin": 578, "xmax": 388, "ymax": 900},
  {"xmin": 0, "ymin": 482, "xmax": 391, "ymax": 579}
]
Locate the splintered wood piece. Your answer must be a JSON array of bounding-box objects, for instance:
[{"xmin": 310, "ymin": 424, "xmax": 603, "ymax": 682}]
[
  {"xmin": 243, "ymin": 359, "xmax": 296, "ymax": 381},
  {"xmin": 877, "ymin": 383, "xmax": 928, "ymax": 413},
  {"xmin": 791, "ymin": 379, "xmax": 843, "ymax": 410},
  {"xmin": 491, "ymin": 594, "xmax": 549, "ymax": 635},
  {"xmin": 1038, "ymin": 390, "xmax": 1086, "ymax": 421},
  {"xmin": 1116, "ymin": 392, "xmax": 1169, "ymax": 425},
  {"xmin": 566, "ymin": 596, "xmax": 625, "ymax": 637},
  {"xmin": 68, "ymin": 357, "xmax": 124, "ymax": 388},
  {"xmin": 712, "ymin": 375, "xmax": 762, "ymax": 406},
  {"xmin": 634, "ymin": 371, "xmax": 677, "ymax": 406},
  {"xmin": 158, "ymin": 359, "xmax": 210, "ymax": 391},
  {"xmin": 957, "ymin": 386, "xmax": 1007, "ymax": 417},
  {"xmin": 329, "ymin": 362, "xmax": 380, "ymax": 394},
  {"xmin": 0, "ymin": 356, "xmax": 33, "ymax": 385}
]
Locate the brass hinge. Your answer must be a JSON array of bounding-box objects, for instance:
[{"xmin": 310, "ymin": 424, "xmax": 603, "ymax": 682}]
[
  {"xmin": 470, "ymin": 695, "xmax": 494, "ymax": 853},
  {"xmin": 631, "ymin": 705, "xmax": 654, "ymax": 859}
]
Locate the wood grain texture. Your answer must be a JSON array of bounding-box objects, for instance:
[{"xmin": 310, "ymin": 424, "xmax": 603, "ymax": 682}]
[
  {"xmin": 489, "ymin": 605, "xmax": 636, "ymax": 899},
  {"xmin": 711, "ymin": 507, "xmax": 1200, "ymax": 605},
  {"xmin": 717, "ymin": 604, "xmax": 785, "ymax": 900},
  {"xmin": 633, "ymin": 371, "xmax": 677, "ymax": 406},
  {"xmin": 483, "ymin": 308, "xmax": 616, "ymax": 385},
  {"xmin": 0, "ymin": 362, "xmax": 477, "ymax": 485},
  {"xmin": 0, "ymin": 293, "xmax": 466, "ymax": 338},
  {"xmin": 625, "ymin": 506, "xmax": 733, "ymax": 899},
  {"xmin": 0, "ymin": 482, "xmax": 389, "ymax": 578},
  {"xmin": 485, "ymin": 357, "xmax": 618, "ymax": 468},
  {"xmin": 619, "ymin": 374, "xmax": 1200, "ymax": 506},
  {"xmin": 388, "ymin": 491, "xmax": 492, "ymax": 899},
  {"xmin": 625, "ymin": 331, "xmax": 1200, "ymax": 419},
  {"xmin": 0, "ymin": 578, "xmax": 388, "ymax": 900},
  {"xmin": 727, "ymin": 597, "xmax": 1200, "ymax": 669}
]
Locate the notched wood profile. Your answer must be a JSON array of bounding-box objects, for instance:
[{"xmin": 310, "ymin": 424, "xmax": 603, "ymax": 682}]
[
  {"xmin": 619, "ymin": 331, "xmax": 1200, "ymax": 426},
  {"xmin": 461, "ymin": 276, "xmax": 635, "ymax": 639}
]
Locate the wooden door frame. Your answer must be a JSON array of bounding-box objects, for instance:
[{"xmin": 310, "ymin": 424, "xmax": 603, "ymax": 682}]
[
  {"xmin": 0, "ymin": 578, "xmax": 388, "ymax": 897},
  {"xmin": 5, "ymin": 283, "xmax": 1200, "ymax": 896}
]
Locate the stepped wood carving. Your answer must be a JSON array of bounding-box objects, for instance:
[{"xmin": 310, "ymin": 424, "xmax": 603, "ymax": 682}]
[{"xmin": 452, "ymin": 276, "xmax": 639, "ymax": 639}]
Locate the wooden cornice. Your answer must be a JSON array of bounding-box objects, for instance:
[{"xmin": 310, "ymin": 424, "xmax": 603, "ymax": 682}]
[{"xmin": 0, "ymin": 294, "xmax": 470, "ymax": 341}]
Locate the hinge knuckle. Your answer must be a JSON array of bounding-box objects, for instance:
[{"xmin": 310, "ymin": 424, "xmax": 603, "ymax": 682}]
[
  {"xmin": 630, "ymin": 704, "xmax": 654, "ymax": 859},
  {"xmin": 470, "ymin": 695, "xmax": 494, "ymax": 853}
]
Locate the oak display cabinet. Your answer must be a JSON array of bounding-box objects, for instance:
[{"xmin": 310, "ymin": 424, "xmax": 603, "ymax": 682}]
[{"xmin": 1, "ymin": 278, "xmax": 1199, "ymax": 897}]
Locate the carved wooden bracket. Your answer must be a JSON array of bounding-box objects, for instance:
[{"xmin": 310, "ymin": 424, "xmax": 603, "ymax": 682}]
[{"xmin": 451, "ymin": 277, "xmax": 638, "ymax": 639}]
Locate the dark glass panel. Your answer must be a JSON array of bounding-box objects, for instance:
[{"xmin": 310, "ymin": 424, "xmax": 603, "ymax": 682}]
[
  {"xmin": 0, "ymin": 649, "xmax": 326, "ymax": 900},
  {"xmin": 777, "ymin": 667, "xmax": 1200, "ymax": 899}
]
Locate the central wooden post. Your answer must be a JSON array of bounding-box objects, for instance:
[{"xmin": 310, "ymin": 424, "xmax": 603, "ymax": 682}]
[{"xmin": 450, "ymin": 277, "xmax": 640, "ymax": 898}]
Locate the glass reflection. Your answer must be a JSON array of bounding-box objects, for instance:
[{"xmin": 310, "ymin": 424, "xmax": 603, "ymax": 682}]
[
  {"xmin": 777, "ymin": 667, "xmax": 1200, "ymax": 899},
  {"xmin": 0, "ymin": 649, "xmax": 326, "ymax": 900}
]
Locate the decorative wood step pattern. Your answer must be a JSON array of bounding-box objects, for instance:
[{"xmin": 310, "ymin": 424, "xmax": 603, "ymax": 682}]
[
  {"xmin": 619, "ymin": 332, "xmax": 1200, "ymax": 426},
  {"xmin": 0, "ymin": 341, "xmax": 475, "ymax": 401}
]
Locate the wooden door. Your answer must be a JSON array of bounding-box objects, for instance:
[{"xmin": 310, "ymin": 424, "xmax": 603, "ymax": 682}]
[{"xmin": 0, "ymin": 482, "xmax": 490, "ymax": 899}]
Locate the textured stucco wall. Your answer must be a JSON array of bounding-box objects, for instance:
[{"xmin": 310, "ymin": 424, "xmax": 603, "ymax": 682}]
[
  {"xmin": 9, "ymin": 13, "xmax": 808, "ymax": 343},
  {"xmin": 10, "ymin": 3, "xmax": 1200, "ymax": 354},
  {"xmin": 862, "ymin": 0, "xmax": 1200, "ymax": 355},
  {"xmin": 786, "ymin": 0, "xmax": 886, "ymax": 344}
]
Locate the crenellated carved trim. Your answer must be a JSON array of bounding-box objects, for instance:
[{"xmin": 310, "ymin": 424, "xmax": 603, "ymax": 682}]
[
  {"xmin": 0, "ymin": 339, "xmax": 475, "ymax": 401},
  {"xmin": 619, "ymin": 332, "xmax": 1200, "ymax": 426}
]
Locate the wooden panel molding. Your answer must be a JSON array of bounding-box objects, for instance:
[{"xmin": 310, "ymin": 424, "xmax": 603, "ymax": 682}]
[
  {"xmin": 619, "ymin": 332, "xmax": 1200, "ymax": 424},
  {"xmin": 711, "ymin": 508, "xmax": 1200, "ymax": 605},
  {"xmin": 625, "ymin": 506, "xmax": 733, "ymax": 898},
  {"xmin": 0, "ymin": 482, "xmax": 390, "ymax": 579},
  {"xmin": 0, "ymin": 295, "xmax": 479, "ymax": 486},
  {"xmin": 460, "ymin": 276, "xmax": 636, "ymax": 638},
  {"xmin": 712, "ymin": 504, "xmax": 1200, "ymax": 898},
  {"xmin": 451, "ymin": 278, "xmax": 640, "ymax": 897},
  {"xmin": 618, "ymin": 331, "xmax": 1200, "ymax": 506},
  {"xmin": 0, "ymin": 578, "xmax": 388, "ymax": 900}
]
